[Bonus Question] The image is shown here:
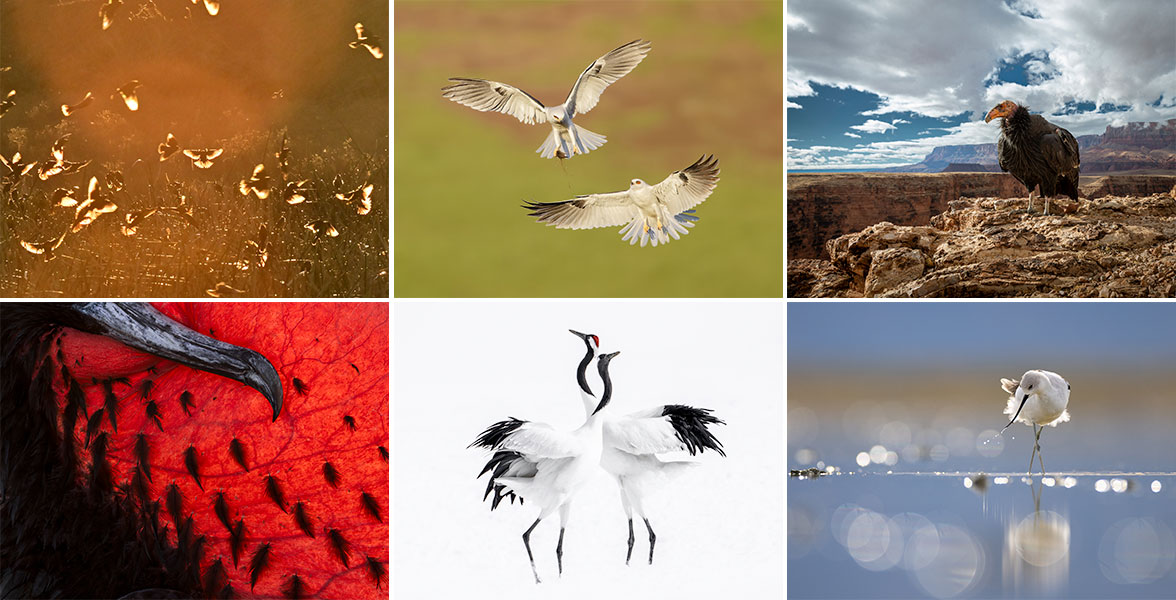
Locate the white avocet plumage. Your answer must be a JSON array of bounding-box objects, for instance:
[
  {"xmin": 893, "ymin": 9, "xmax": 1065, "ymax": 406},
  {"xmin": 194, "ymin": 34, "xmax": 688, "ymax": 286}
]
[
  {"xmin": 568, "ymin": 330, "xmax": 725, "ymax": 565},
  {"xmin": 1000, "ymin": 370, "xmax": 1070, "ymax": 476},
  {"xmin": 471, "ymin": 351, "xmax": 621, "ymax": 584}
]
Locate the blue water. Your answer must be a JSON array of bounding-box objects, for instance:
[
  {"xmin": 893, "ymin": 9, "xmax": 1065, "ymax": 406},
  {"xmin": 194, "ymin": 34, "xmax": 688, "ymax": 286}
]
[{"xmin": 789, "ymin": 472, "xmax": 1176, "ymax": 598}]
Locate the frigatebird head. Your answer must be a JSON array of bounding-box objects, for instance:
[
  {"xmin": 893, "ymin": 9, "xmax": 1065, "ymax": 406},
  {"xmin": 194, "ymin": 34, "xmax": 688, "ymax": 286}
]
[{"xmin": 70, "ymin": 302, "xmax": 283, "ymax": 420}]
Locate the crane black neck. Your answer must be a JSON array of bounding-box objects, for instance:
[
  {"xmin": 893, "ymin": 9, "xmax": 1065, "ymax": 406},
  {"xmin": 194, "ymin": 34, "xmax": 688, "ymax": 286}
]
[
  {"xmin": 576, "ymin": 339, "xmax": 595, "ymax": 397},
  {"xmin": 592, "ymin": 355, "xmax": 614, "ymax": 415}
]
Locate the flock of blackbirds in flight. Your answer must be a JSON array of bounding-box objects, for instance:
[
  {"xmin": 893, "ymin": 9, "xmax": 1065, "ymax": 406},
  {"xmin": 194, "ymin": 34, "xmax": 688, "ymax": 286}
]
[{"xmin": 0, "ymin": 2, "xmax": 384, "ymax": 295}]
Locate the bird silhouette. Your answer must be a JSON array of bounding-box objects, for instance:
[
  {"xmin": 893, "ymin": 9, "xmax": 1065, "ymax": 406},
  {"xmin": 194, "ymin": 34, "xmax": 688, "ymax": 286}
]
[
  {"xmin": 242, "ymin": 223, "xmax": 270, "ymax": 270},
  {"xmin": 51, "ymin": 186, "xmax": 82, "ymax": 208},
  {"xmin": 158, "ymin": 133, "xmax": 181, "ymax": 161},
  {"xmin": 205, "ymin": 281, "xmax": 245, "ymax": 297},
  {"xmin": 117, "ymin": 81, "xmax": 141, "ymax": 111},
  {"xmin": 239, "ymin": 164, "xmax": 271, "ymax": 199},
  {"xmin": 305, "ymin": 220, "xmax": 339, "ymax": 241},
  {"xmin": 100, "ymin": 0, "xmax": 122, "ymax": 31},
  {"xmin": 336, "ymin": 182, "xmax": 374, "ymax": 215},
  {"xmin": 1, "ymin": 151, "xmax": 37, "ymax": 182},
  {"xmin": 282, "ymin": 180, "xmax": 310, "ymax": 205},
  {"xmin": 182, "ymin": 148, "xmax": 223, "ymax": 169},
  {"xmin": 62, "ymin": 92, "xmax": 94, "ymax": 116},
  {"xmin": 70, "ymin": 176, "xmax": 118, "ymax": 233},
  {"xmin": 105, "ymin": 170, "xmax": 126, "ymax": 193},
  {"xmin": 189, "ymin": 0, "xmax": 220, "ymax": 16},
  {"xmin": 19, "ymin": 232, "xmax": 67, "ymax": 259},
  {"xmin": 276, "ymin": 134, "xmax": 291, "ymax": 177},
  {"xmin": 349, "ymin": 23, "xmax": 384, "ymax": 59},
  {"xmin": 1, "ymin": 89, "xmax": 15, "ymax": 118}
]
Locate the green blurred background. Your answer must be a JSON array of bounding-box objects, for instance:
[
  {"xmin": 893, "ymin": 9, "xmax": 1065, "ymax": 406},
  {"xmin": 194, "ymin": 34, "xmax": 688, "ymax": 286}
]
[{"xmin": 394, "ymin": 0, "xmax": 782, "ymax": 297}]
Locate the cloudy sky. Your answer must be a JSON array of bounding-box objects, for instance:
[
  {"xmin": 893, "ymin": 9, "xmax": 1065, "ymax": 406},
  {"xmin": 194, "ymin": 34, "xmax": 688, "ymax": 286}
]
[{"xmin": 787, "ymin": 0, "xmax": 1176, "ymax": 170}]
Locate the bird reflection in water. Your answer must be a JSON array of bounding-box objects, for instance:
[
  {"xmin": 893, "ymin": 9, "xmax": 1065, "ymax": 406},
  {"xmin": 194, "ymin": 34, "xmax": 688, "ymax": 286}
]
[{"xmin": 1003, "ymin": 478, "xmax": 1070, "ymax": 596}]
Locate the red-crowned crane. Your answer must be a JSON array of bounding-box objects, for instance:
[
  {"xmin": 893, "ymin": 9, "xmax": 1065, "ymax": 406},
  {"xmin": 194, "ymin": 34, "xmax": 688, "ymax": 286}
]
[
  {"xmin": 470, "ymin": 351, "xmax": 621, "ymax": 584},
  {"xmin": 568, "ymin": 329, "xmax": 725, "ymax": 566}
]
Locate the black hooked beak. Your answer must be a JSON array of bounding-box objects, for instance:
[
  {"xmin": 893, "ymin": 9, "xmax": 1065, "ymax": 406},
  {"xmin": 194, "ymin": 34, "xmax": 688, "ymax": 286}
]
[
  {"xmin": 71, "ymin": 303, "xmax": 284, "ymax": 421},
  {"xmin": 1001, "ymin": 390, "xmax": 1030, "ymax": 432}
]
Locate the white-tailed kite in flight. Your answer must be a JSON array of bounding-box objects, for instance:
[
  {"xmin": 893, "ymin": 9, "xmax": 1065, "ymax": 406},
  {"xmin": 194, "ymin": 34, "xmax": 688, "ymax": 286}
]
[
  {"xmin": 523, "ymin": 155, "xmax": 719, "ymax": 247},
  {"xmin": 442, "ymin": 39, "xmax": 651, "ymax": 160}
]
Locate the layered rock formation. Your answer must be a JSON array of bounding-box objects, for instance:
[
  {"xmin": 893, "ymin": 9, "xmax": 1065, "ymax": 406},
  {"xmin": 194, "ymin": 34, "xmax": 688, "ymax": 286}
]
[
  {"xmin": 789, "ymin": 191, "xmax": 1176, "ymax": 298},
  {"xmin": 788, "ymin": 173, "xmax": 1025, "ymax": 259},
  {"xmin": 882, "ymin": 119, "xmax": 1175, "ymax": 173}
]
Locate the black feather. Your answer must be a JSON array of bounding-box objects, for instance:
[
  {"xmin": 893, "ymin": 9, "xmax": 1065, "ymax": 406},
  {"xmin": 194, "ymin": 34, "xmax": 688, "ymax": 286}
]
[
  {"xmin": 145, "ymin": 400, "xmax": 163, "ymax": 431},
  {"xmin": 229, "ymin": 437, "xmax": 249, "ymax": 472},
  {"xmin": 662, "ymin": 405, "xmax": 726, "ymax": 456},
  {"xmin": 84, "ymin": 407, "xmax": 105, "ymax": 449},
  {"xmin": 349, "ymin": 362, "xmax": 360, "ymax": 374},
  {"xmin": 129, "ymin": 466, "xmax": 150, "ymax": 506},
  {"xmin": 360, "ymin": 491, "xmax": 382, "ymax": 523},
  {"xmin": 179, "ymin": 390, "xmax": 194, "ymax": 416},
  {"xmin": 343, "ymin": 414, "xmax": 357, "ymax": 431},
  {"xmin": 326, "ymin": 528, "xmax": 351, "ymax": 568},
  {"xmin": 139, "ymin": 378, "xmax": 153, "ymax": 401},
  {"xmin": 265, "ymin": 475, "xmax": 288, "ymax": 513},
  {"xmin": 478, "ymin": 450, "xmax": 526, "ymax": 509},
  {"xmin": 292, "ymin": 377, "xmax": 308, "ymax": 395},
  {"xmin": 203, "ymin": 558, "xmax": 227, "ymax": 597},
  {"xmin": 229, "ymin": 519, "xmax": 247, "ymax": 568},
  {"xmin": 322, "ymin": 461, "xmax": 340, "ymax": 488},
  {"xmin": 166, "ymin": 482, "xmax": 183, "ymax": 527},
  {"xmin": 365, "ymin": 556, "xmax": 387, "ymax": 589},
  {"xmin": 293, "ymin": 501, "xmax": 315, "ymax": 538},
  {"xmin": 184, "ymin": 444, "xmax": 203, "ymax": 490},
  {"xmin": 214, "ymin": 491, "xmax": 232, "ymax": 533},
  {"xmin": 249, "ymin": 542, "xmax": 272, "ymax": 591},
  {"xmin": 281, "ymin": 574, "xmax": 305, "ymax": 599},
  {"xmin": 378, "ymin": 445, "xmax": 388, "ymax": 463},
  {"xmin": 89, "ymin": 431, "xmax": 112, "ymax": 495},
  {"xmin": 134, "ymin": 432, "xmax": 152, "ymax": 481},
  {"xmin": 469, "ymin": 417, "xmax": 526, "ymax": 449},
  {"xmin": 101, "ymin": 378, "xmax": 120, "ymax": 433}
]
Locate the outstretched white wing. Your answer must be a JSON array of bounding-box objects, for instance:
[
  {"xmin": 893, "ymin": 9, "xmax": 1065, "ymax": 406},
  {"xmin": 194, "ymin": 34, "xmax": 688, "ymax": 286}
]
[
  {"xmin": 442, "ymin": 78, "xmax": 548, "ymax": 125},
  {"xmin": 493, "ymin": 421, "xmax": 583, "ymax": 459},
  {"xmin": 604, "ymin": 405, "xmax": 726, "ymax": 456},
  {"xmin": 523, "ymin": 189, "xmax": 636, "ymax": 230},
  {"xmin": 649, "ymin": 155, "xmax": 720, "ymax": 216},
  {"xmin": 564, "ymin": 39, "xmax": 651, "ymax": 117}
]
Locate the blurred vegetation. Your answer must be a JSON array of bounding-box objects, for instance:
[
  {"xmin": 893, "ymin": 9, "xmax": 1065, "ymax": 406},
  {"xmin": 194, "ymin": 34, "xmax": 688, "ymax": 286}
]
[
  {"xmin": 1, "ymin": 0, "xmax": 388, "ymax": 297},
  {"xmin": 394, "ymin": 0, "xmax": 783, "ymax": 297}
]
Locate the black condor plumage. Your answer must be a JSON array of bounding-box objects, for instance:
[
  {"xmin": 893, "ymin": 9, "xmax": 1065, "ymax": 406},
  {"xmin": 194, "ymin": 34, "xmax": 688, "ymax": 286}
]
[{"xmin": 985, "ymin": 100, "xmax": 1080, "ymax": 215}]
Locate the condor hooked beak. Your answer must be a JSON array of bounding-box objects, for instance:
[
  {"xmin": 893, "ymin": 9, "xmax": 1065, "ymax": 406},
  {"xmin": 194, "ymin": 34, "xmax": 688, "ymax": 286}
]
[
  {"xmin": 984, "ymin": 101, "xmax": 1014, "ymax": 123},
  {"xmin": 1001, "ymin": 389, "xmax": 1030, "ymax": 432},
  {"xmin": 71, "ymin": 303, "xmax": 284, "ymax": 421}
]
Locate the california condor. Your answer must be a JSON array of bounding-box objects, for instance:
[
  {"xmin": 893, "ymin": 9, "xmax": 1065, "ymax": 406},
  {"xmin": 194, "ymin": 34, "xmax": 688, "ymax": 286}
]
[
  {"xmin": 984, "ymin": 100, "xmax": 1080, "ymax": 215},
  {"xmin": 1, "ymin": 303, "xmax": 388, "ymax": 599}
]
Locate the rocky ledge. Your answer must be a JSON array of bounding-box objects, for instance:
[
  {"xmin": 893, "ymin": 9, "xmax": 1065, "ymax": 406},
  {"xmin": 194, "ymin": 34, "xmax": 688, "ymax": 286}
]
[{"xmin": 788, "ymin": 191, "xmax": 1176, "ymax": 298}]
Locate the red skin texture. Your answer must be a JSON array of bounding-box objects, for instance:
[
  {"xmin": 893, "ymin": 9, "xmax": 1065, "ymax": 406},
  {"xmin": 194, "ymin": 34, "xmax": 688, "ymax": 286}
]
[{"xmin": 56, "ymin": 303, "xmax": 388, "ymax": 599}]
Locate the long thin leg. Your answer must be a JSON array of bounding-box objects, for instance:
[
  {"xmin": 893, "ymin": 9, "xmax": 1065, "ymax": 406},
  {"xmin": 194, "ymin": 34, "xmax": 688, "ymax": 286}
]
[
  {"xmin": 626, "ymin": 519, "xmax": 635, "ymax": 566},
  {"xmin": 1026, "ymin": 189, "xmax": 1035, "ymax": 213},
  {"xmin": 1044, "ymin": 195, "xmax": 1051, "ymax": 216},
  {"xmin": 522, "ymin": 517, "xmax": 542, "ymax": 584},
  {"xmin": 556, "ymin": 503, "xmax": 571, "ymax": 577},
  {"xmin": 1028, "ymin": 424, "xmax": 1038, "ymax": 476},
  {"xmin": 1035, "ymin": 426, "xmax": 1046, "ymax": 476},
  {"xmin": 643, "ymin": 518, "xmax": 657, "ymax": 565},
  {"xmin": 618, "ymin": 478, "xmax": 635, "ymax": 565}
]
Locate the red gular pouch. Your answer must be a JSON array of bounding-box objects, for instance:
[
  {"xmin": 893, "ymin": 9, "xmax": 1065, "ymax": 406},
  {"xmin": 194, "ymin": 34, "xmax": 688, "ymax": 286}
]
[{"xmin": 6, "ymin": 303, "xmax": 388, "ymax": 600}]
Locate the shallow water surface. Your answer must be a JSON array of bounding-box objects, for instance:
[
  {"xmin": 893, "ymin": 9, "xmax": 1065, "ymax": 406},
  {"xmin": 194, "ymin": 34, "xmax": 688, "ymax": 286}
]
[{"xmin": 789, "ymin": 472, "xmax": 1176, "ymax": 598}]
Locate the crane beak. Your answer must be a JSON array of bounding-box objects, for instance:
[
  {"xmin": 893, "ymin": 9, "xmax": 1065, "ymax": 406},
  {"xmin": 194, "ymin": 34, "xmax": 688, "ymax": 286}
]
[
  {"xmin": 70, "ymin": 303, "xmax": 284, "ymax": 421},
  {"xmin": 569, "ymin": 329, "xmax": 587, "ymax": 338}
]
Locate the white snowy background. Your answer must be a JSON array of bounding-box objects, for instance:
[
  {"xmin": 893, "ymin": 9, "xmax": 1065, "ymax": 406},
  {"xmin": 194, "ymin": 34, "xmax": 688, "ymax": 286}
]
[{"xmin": 393, "ymin": 301, "xmax": 784, "ymax": 598}]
